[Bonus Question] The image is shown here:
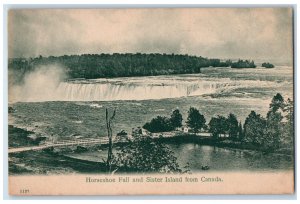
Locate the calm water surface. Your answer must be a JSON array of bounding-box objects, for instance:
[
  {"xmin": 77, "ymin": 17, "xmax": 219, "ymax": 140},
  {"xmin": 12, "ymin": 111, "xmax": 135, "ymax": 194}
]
[{"xmin": 169, "ymin": 144, "xmax": 293, "ymax": 172}]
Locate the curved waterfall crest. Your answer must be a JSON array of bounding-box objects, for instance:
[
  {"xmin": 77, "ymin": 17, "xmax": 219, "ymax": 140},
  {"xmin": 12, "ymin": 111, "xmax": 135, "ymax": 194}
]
[
  {"xmin": 10, "ymin": 74, "xmax": 280, "ymax": 102},
  {"xmin": 55, "ymin": 79, "xmax": 231, "ymax": 101}
]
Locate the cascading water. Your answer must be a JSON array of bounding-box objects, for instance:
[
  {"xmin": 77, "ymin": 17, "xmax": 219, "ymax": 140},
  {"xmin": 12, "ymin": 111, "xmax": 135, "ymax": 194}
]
[
  {"xmin": 10, "ymin": 66, "xmax": 290, "ymax": 103},
  {"xmin": 54, "ymin": 78, "xmax": 233, "ymax": 101}
]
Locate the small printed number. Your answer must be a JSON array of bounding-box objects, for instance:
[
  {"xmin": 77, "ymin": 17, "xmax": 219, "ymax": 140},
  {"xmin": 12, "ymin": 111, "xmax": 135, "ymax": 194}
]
[{"xmin": 20, "ymin": 189, "xmax": 29, "ymax": 194}]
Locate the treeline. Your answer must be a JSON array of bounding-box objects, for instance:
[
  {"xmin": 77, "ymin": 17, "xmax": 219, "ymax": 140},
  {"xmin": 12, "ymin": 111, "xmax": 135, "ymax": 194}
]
[
  {"xmin": 143, "ymin": 93, "xmax": 293, "ymax": 151},
  {"xmin": 8, "ymin": 53, "xmax": 256, "ymax": 80},
  {"xmin": 231, "ymin": 59, "xmax": 256, "ymax": 68}
]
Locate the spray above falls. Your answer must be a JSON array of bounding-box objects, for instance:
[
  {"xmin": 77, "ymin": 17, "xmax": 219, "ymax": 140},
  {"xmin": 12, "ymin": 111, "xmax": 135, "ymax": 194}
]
[{"xmin": 9, "ymin": 65, "xmax": 67, "ymax": 102}]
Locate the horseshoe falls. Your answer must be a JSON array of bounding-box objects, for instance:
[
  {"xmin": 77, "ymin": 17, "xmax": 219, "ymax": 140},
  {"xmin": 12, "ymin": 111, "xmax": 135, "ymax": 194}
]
[
  {"xmin": 10, "ymin": 66, "xmax": 292, "ymax": 103},
  {"xmin": 56, "ymin": 80, "xmax": 233, "ymax": 101},
  {"xmin": 10, "ymin": 74, "xmax": 240, "ymax": 102}
]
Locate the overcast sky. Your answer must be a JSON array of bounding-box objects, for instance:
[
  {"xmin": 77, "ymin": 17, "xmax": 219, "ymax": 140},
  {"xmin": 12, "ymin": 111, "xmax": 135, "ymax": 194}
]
[{"xmin": 8, "ymin": 8, "xmax": 293, "ymax": 63}]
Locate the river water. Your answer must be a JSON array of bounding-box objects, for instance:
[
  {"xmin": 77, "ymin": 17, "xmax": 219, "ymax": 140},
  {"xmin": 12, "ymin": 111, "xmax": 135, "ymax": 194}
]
[{"xmin": 8, "ymin": 66, "xmax": 294, "ymax": 173}]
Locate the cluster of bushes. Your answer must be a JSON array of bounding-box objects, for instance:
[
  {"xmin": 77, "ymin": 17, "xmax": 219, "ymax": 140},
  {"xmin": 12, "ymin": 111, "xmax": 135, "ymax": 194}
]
[
  {"xmin": 8, "ymin": 53, "xmax": 257, "ymax": 81},
  {"xmin": 143, "ymin": 93, "xmax": 293, "ymax": 151}
]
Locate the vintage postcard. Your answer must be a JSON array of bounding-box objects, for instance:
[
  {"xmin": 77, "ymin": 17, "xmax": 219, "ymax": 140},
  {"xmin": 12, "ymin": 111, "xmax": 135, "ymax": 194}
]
[{"xmin": 7, "ymin": 7, "xmax": 294, "ymax": 195}]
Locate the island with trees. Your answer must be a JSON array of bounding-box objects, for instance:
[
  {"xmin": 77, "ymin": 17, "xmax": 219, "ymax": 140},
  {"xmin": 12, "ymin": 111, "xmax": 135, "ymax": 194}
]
[
  {"xmin": 262, "ymin": 62, "xmax": 275, "ymax": 68},
  {"xmin": 9, "ymin": 53, "xmax": 258, "ymax": 82}
]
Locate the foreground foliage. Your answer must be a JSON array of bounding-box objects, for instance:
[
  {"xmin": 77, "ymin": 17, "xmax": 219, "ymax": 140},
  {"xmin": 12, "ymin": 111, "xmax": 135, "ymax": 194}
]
[{"xmin": 113, "ymin": 136, "xmax": 185, "ymax": 173}]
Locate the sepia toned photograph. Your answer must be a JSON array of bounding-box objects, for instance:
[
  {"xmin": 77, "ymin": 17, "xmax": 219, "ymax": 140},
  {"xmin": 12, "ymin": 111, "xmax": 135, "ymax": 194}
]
[{"xmin": 7, "ymin": 7, "xmax": 294, "ymax": 195}]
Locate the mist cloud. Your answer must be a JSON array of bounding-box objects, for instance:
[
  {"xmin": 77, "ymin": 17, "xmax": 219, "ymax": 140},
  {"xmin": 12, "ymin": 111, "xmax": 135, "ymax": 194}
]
[{"xmin": 9, "ymin": 65, "xmax": 66, "ymax": 102}]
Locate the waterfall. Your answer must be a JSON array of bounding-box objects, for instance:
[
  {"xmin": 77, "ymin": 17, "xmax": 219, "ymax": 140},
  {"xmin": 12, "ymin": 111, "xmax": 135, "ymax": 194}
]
[
  {"xmin": 10, "ymin": 75, "xmax": 241, "ymax": 102},
  {"xmin": 54, "ymin": 80, "xmax": 230, "ymax": 101},
  {"xmin": 9, "ymin": 66, "xmax": 290, "ymax": 103}
]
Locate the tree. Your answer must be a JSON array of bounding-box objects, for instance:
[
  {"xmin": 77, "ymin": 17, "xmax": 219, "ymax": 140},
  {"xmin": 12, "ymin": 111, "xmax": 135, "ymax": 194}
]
[
  {"xmin": 170, "ymin": 109, "xmax": 183, "ymax": 128},
  {"xmin": 268, "ymin": 93, "xmax": 284, "ymax": 113},
  {"xmin": 143, "ymin": 116, "xmax": 173, "ymax": 133},
  {"xmin": 227, "ymin": 113, "xmax": 239, "ymax": 140},
  {"xmin": 114, "ymin": 136, "xmax": 183, "ymax": 173},
  {"xmin": 143, "ymin": 109, "xmax": 182, "ymax": 133},
  {"xmin": 208, "ymin": 115, "xmax": 228, "ymax": 139},
  {"xmin": 261, "ymin": 93, "xmax": 285, "ymax": 150},
  {"xmin": 105, "ymin": 108, "xmax": 116, "ymax": 173},
  {"xmin": 209, "ymin": 117, "xmax": 220, "ymax": 139},
  {"xmin": 283, "ymin": 98, "xmax": 294, "ymax": 143},
  {"xmin": 279, "ymin": 98, "xmax": 294, "ymax": 148},
  {"xmin": 264, "ymin": 111, "xmax": 283, "ymax": 150},
  {"xmin": 243, "ymin": 111, "xmax": 266, "ymax": 145},
  {"xmin": 186, "ymin": 107, "xmax": 206, "ymax": 133},
  {"xmin": 284, "ymin": 98, "xmax": 294, "ymax": 125}
]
